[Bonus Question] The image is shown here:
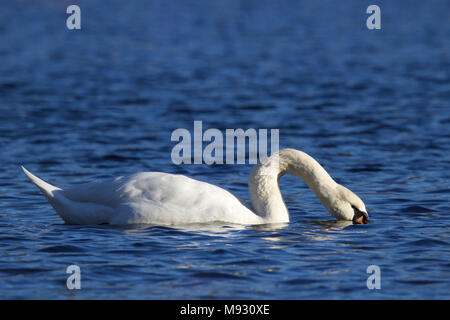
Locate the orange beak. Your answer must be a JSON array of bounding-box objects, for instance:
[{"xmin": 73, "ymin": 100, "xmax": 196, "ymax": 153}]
[{"xmin": 353, "ymin": 211, "xmax": 369, "ymax": 224}]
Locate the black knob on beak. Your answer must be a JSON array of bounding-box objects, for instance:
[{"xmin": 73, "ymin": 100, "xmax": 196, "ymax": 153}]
[{"xmin": 352, "ymin": 209, "xmax": 369, "ymax": 224}]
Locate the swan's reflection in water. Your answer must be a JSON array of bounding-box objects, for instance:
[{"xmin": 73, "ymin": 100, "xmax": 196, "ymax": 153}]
[
  {"xmin": 113, "ymin": 219, "xmax": 356, "ymax": 248},
  {"xmin": 255, "ymin": 220, "xmax": 355, "ymax": 245},
  {"xmin": 308, "ymin": 220, "xmax": 354, "ymax": 229},
  {"xmin": 115, "ymin": 222, "xmax": 248, "ymax": 238},
  {"xmin": 249, "ymin": 223, "xmax": 289, "ymax": 231}
]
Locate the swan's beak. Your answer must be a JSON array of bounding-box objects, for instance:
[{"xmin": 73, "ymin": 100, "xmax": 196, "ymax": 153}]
[{"xmin": 353, "ymin": 210, "xmax": 369, "ymax": 224}]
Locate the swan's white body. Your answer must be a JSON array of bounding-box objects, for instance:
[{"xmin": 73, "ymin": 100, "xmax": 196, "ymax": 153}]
[{"xmin": 22, "ymin": 149, "xmax": 368, "ymax": 225}]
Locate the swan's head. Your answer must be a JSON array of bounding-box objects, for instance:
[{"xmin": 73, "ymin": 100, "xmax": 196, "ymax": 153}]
[{"xmin": 329, "ymin": 185, "xmax": 369, "ymax": 224}]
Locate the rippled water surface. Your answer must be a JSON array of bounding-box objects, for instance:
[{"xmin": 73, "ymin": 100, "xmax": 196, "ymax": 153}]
[{"xmin": 0, "ymin": 0, "xmax": 449, "ymax": 299}]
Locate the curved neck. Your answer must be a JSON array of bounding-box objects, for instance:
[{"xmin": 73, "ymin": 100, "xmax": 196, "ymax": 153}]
[{"xmin": 248, "ymin": 149, "xmax": 337, "ymax": 223}]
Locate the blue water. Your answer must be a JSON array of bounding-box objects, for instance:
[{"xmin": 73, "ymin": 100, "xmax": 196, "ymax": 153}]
[{"xmin": 1, "ymin": 0, "xmax": 449, "ymax": 299}]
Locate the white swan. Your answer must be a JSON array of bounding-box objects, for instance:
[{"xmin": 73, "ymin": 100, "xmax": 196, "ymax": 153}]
[{"xmin": 22, "ymin": 148, "xmax": 369, "ymax": 226}]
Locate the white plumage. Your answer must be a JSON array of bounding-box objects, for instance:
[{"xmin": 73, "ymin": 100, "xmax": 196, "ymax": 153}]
[{"xmin": 22, "ymin": 149, "xmax": 369, "ymax": 225}]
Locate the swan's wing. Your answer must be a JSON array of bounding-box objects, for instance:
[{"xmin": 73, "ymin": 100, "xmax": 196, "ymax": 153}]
[
  {"xmin": 110, "ymin": 172, "xmax": 261, "ymax": 225},
  {"xmin": 54, "ymin": 178, "xmax": 130, "ymax": 224},
  {"xmin": 61, "ymin": 177, "xmax": 125, "ymax": 207},
  {"xmin": 51, "ymin": 190, "xmax": 116, "ymax": 224},
  {"xmin": 24, "ymin": 168, "xmax": 261, "ymax": 225}
]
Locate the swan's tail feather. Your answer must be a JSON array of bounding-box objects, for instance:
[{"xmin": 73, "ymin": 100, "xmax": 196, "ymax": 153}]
[
  {"xmin": 22, "ymin": 166, "xmax": 62, "ymax": 198},
  {"xmin": 21, "ymin": 166, "xmax": 113, "ymax": 224}
]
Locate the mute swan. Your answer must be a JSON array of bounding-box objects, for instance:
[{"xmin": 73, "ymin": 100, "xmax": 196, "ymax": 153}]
[{"xmin": 22, "ymin": 148, "xmax": 369, "ymax": 226}]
